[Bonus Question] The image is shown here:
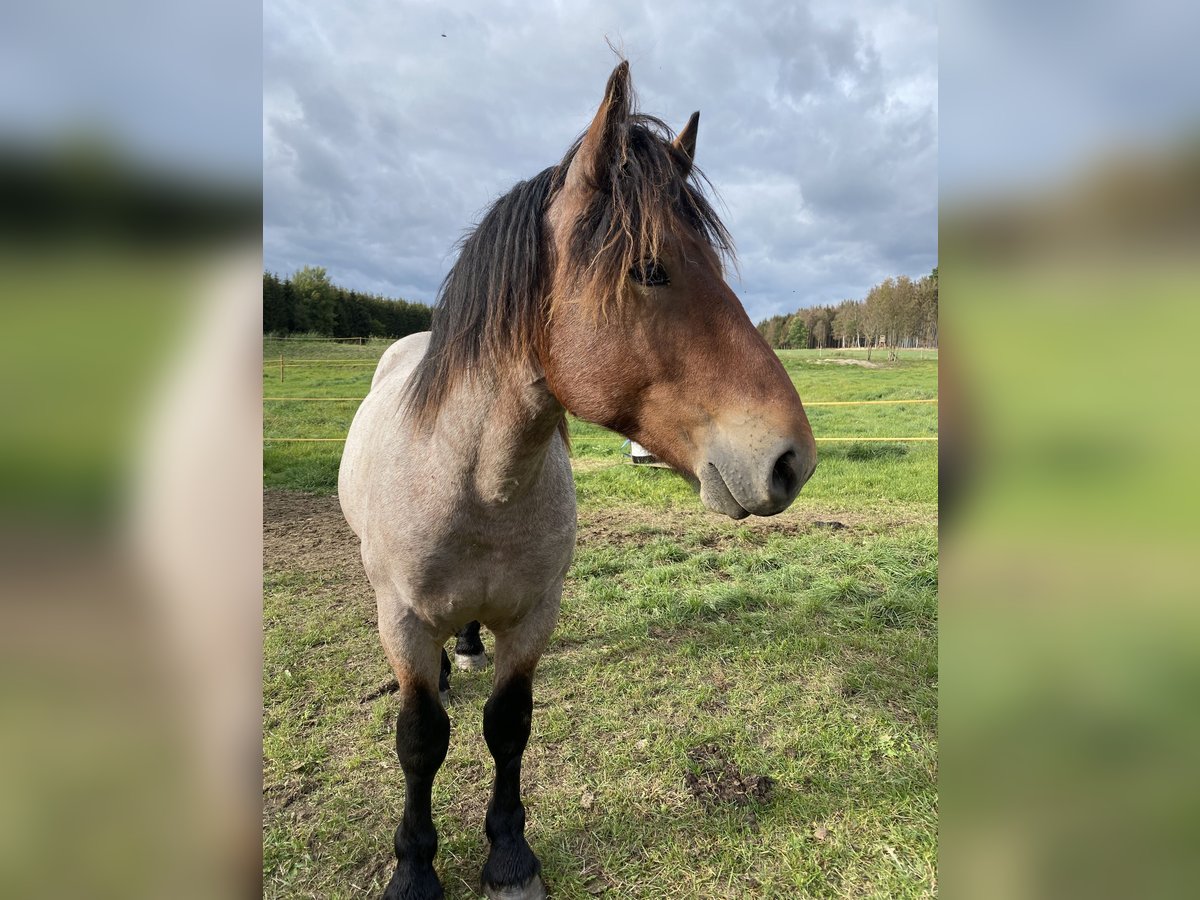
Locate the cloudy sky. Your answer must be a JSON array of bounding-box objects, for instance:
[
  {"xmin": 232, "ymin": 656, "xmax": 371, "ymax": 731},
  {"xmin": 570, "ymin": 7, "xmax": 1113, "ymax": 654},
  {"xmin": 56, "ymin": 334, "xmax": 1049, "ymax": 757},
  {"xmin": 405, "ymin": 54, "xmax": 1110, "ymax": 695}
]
[{"xmin": 264, "ymin": 0, "xmax": 937, "ymax": 322}]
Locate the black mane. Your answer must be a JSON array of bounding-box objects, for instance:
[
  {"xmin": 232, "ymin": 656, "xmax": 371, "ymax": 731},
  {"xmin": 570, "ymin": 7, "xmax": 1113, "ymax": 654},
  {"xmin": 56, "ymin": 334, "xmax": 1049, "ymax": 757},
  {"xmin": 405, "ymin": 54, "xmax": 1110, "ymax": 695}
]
[{"xmin": 404, "ymin": 166, "xmax": 557, "ymax": 426}]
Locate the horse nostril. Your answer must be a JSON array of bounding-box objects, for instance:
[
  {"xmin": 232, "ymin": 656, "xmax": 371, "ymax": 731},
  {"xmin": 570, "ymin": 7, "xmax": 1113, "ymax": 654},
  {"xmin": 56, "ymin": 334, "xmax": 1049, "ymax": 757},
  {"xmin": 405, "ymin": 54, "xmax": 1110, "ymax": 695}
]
[{"xmin": 770, "ymin": 448, "xmax": 800, "ymax": 500}]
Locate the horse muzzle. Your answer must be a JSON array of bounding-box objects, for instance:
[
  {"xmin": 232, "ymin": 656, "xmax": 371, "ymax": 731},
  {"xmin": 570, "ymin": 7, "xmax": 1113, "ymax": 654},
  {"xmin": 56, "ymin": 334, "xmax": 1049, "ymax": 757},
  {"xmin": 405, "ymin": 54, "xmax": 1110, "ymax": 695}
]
[{"xmin": 698, "ymin": 433, "xmax": 816, "ymax": 518}]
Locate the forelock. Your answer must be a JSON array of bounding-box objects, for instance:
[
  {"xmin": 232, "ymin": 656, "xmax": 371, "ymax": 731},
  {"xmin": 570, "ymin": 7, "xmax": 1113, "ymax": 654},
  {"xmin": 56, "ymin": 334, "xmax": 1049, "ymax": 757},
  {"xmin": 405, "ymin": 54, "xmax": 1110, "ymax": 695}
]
[{"xmin": 551, "ymin": 114, "xmax": 735, "ymax": 313}]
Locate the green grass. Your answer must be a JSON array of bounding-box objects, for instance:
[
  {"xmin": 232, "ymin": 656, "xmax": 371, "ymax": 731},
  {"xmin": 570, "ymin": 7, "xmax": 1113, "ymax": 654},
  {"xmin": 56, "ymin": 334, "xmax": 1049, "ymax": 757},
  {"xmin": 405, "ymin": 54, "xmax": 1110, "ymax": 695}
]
[{"xmin": 263, "ymin": 341, "xmax": 938, "ymax": 898}]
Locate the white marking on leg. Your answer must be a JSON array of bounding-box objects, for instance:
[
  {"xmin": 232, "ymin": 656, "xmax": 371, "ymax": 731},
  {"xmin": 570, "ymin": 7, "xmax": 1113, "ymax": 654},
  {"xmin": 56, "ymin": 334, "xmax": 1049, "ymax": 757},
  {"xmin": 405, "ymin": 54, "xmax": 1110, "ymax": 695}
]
[{"xmin": 454, "ymin": 652, "xmax": 488, "ymax": 671}]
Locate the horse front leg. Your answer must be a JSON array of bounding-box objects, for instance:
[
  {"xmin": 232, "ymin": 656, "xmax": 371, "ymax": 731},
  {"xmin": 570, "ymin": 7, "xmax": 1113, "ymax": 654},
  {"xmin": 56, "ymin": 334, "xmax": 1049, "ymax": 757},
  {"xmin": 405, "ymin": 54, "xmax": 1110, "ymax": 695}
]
[
  {"xmin": 480, "ymin": 595, "xmax": 559, "ymax": 900},
  {"xmin": 381, "ymin": 620, "xmax": 450, "ymax": 900}
]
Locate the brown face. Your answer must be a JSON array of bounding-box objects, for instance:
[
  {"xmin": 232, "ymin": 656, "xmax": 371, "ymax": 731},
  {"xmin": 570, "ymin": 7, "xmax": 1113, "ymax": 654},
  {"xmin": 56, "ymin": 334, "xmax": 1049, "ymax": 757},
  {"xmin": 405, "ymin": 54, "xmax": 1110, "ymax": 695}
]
[{"xmin": 539, "ymin": 64, "xmax": 817, "ymax": 519}]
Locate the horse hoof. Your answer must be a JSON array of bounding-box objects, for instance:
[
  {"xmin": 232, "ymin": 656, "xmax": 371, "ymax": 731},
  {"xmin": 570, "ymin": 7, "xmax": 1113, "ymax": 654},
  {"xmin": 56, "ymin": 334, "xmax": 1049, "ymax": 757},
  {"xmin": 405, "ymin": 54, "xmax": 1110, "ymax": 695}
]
[
  {"xmin": 383, "ymin": 865, "xmax": 444, "ymax": 900},
  {"xmin": 454, "ymin": 652, "xmax": 488, "ymax": 671},
  {"xmin": 482, "ymin": 874, "xmax": 547, "ymax": 900}
]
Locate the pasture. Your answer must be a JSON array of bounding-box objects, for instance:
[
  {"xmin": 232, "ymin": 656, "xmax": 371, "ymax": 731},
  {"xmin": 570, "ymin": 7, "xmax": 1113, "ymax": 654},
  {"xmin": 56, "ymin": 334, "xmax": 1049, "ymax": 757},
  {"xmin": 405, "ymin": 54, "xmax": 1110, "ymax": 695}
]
[{"xmin": 263, "ymin": 340, "xmax": 938, "ymax": 898}]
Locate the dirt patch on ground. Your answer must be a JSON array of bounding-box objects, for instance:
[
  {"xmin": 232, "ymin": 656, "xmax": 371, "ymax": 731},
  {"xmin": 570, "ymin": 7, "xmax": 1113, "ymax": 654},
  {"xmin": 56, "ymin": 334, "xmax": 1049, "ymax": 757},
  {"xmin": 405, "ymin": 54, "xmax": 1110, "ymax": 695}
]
[
  {"xmin": 263, "ymin": 490, "xmax": 365, "ymax": 580},
  {"xmin": 684, "ymin": 743, "xmax": 775, "ymax": 807},
  {"xmin": 577, "ymin": 501, "xmax": 934, "ymax": 547},
  {"xmin": 814, "ymin": 358, "xmax": 882, "ymax": 368}
]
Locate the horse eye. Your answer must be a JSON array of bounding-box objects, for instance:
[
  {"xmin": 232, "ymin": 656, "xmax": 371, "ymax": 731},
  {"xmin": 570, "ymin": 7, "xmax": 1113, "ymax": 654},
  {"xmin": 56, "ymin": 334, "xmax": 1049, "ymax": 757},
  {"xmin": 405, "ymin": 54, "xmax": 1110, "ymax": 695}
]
[{"xmin": 630, "ymin": 260, "xmax": 670, "ymax": 287}]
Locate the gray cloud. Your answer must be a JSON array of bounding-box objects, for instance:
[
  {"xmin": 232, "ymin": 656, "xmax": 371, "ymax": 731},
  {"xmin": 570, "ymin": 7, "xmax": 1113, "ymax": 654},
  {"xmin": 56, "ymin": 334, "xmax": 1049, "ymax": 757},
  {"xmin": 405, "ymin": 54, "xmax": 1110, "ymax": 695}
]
[{"xmin": 264, "ymin": 0, "xmax": 937, "ymax": 321}]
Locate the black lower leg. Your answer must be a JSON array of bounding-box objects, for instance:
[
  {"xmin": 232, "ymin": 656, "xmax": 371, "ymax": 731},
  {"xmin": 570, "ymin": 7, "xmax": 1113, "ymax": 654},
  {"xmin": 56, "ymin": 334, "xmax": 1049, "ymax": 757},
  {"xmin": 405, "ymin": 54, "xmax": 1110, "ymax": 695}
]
[
  {"xmin": 481, "ymin": 673, "xmax": 540, "ymax": 893},
  {"xmin": 385, "ymin": 684, "xmax": 450, "ymax": 900},
  {"xmin": 455, "ymin": 621, "xmax": 485, "ymax": 658},
  {"xmin": 438, "ymin": 649, "xmax": 451, "ymax": 697}
]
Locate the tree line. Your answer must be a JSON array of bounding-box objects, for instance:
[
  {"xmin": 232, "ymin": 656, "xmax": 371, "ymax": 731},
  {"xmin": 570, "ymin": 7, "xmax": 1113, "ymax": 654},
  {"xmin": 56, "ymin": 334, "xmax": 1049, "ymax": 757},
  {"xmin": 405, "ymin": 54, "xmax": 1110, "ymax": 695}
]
[
  {"xmin": 756, "ymin": 268, "xmax": 938, "ymax": 360},
  {"xmin": 263, "ymin": 266, "xmax": 433, "ymax": 338}
]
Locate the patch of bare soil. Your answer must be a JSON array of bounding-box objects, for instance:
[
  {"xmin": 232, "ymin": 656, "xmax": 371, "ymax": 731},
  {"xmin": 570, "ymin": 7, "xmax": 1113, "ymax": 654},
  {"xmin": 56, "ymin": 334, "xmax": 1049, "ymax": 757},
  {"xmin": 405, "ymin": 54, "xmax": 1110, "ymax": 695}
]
[
  {"xmin": 684, "ymin": 743, "xmax": 775, "ymax": 807},
  {"xmin": 814, "ymin": 357, "xmax": 882, "ymax": 368},
  {"xmin": 263, "ymin": 490, "xmax": 365, "ymax": 583},
  {"xmin": 577, "ymin": 502, "xmax": 934, "ymax": 548}
]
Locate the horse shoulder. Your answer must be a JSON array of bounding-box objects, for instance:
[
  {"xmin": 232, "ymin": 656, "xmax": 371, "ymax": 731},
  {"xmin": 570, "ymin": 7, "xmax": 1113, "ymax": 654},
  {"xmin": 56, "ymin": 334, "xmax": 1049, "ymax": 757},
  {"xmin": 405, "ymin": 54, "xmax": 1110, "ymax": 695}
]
[{"xmin": 340, "ymin": 333, "xmax": 431, "ymax": 535}]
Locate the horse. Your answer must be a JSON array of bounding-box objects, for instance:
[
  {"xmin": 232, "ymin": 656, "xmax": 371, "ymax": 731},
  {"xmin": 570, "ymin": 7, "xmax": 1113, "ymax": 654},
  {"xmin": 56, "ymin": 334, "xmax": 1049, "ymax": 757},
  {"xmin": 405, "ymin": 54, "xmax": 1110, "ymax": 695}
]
[{"xmin": 339, "ymin": 61, "xmax": 817, "ymax": 900}]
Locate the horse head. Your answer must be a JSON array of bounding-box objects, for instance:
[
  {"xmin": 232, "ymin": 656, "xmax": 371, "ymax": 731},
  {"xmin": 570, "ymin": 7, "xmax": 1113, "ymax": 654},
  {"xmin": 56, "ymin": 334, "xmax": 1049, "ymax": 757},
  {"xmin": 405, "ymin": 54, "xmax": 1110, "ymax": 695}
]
[{"xmin": 540, "ymin": 62, "xmax": 817, "ymax": 518}]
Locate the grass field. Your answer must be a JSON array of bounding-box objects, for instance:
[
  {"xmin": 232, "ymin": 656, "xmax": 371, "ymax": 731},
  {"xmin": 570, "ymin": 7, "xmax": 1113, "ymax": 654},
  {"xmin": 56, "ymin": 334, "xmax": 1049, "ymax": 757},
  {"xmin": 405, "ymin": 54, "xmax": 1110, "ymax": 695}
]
[{"xmin": 263, "ymin": 340, "xmax": 938, "ymax": 898}]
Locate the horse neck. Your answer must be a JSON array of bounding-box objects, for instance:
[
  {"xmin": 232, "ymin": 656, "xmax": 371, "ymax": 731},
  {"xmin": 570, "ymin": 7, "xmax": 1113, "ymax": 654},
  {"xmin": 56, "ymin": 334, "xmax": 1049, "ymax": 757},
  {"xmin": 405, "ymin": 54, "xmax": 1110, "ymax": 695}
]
[{"xmin": 449, "ymin": 359, "xmax": 565, "ymax": 507}]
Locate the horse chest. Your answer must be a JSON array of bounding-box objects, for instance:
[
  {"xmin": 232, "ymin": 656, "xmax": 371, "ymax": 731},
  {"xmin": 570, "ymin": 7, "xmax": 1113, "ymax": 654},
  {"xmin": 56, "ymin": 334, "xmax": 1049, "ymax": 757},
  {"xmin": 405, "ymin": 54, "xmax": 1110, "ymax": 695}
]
[{"xmin": 376, "ymin": 483, "xmax": 575, "ymax": 630}]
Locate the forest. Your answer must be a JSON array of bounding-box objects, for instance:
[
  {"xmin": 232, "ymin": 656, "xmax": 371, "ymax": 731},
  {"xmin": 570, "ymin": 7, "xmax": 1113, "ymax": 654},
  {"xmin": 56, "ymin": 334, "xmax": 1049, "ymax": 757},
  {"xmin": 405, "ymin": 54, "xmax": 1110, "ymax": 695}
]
[
  {"xmin": 756, "ymin": 268, "xmax": 938, "ymax": 359},
  {"xmin": 263, "ymin": 266, "xmax": 432, "ymax": 339}
]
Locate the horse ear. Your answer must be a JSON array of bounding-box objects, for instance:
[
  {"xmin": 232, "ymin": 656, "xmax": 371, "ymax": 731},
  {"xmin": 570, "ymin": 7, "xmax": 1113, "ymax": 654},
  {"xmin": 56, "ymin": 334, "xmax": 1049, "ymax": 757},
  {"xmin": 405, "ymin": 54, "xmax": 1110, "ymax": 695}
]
[
  {"xmin": 672, "ymin": 111, "xmax": 699, "ymax": 173},
  {"xmin": 566, "ymin": 61, "xmax": 632, "ymax": 192}
]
